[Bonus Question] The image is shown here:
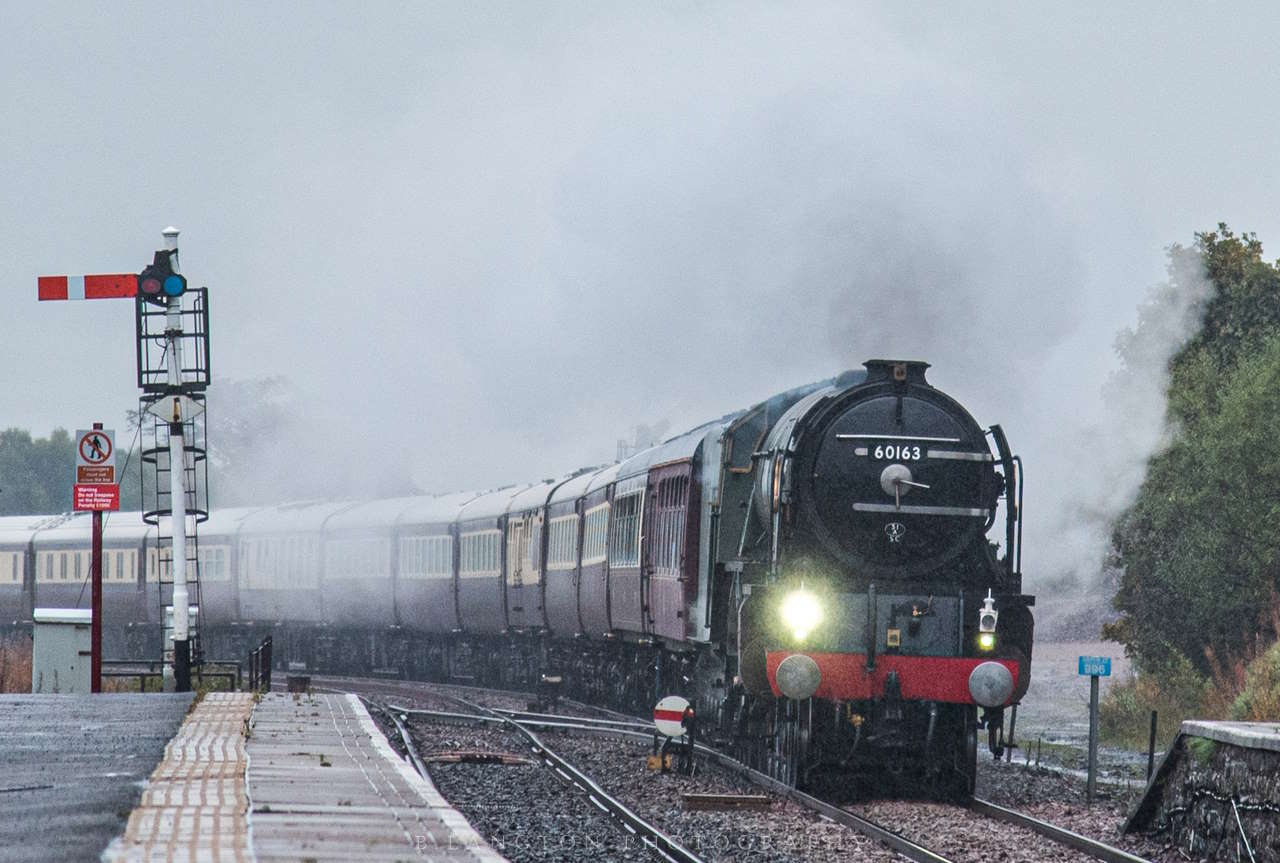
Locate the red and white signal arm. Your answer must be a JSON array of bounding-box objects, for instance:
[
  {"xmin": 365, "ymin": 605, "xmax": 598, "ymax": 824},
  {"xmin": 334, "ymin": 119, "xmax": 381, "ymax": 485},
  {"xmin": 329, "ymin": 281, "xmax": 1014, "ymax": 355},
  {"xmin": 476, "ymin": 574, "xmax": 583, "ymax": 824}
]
[
  {"xmin": 653, "ymin": 694, "xmax": 692, "ymax": 738},
  {"xmin": 37, "ymin": 274, "xmax": 136, "ymax": 301}
]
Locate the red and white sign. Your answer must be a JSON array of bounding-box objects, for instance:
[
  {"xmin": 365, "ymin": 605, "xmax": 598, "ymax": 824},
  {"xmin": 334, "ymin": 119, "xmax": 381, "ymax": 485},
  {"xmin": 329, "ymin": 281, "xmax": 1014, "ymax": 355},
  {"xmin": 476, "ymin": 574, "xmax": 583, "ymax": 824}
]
[
  {"xmin": 75, "ymin": 429, "xmax": 116, "ymax": 484},
  {"xmin": 74, "ymin": 484, "xmax": 120, "ymax": 511},
  {"xmin": 37, "ymin": 274, "xmax": 136, "ymax": 301},
  {"xmin": 653, "ymin": 694, "xmax": 692, "ymax": 738}
]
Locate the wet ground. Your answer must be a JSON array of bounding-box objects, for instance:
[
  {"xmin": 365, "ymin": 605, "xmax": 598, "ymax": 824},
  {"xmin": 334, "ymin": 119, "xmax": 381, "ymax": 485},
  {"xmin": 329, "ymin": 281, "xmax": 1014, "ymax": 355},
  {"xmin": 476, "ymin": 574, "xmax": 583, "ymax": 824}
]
[
  {"xmin": 1012, "ymin": 641, "xmax": 1147, "ymax": 780},
  {"xmin": 0, "ymin": 693, "xmax": 194, "ymax": 863}
]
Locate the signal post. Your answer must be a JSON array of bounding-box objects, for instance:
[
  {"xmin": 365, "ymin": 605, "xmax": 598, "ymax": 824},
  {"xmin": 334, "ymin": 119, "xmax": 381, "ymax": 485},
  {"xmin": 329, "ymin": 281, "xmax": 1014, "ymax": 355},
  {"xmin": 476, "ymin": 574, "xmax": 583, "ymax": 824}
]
[{"xmin": 40, "ymin": 227, "xmax": 211, "ymax": 693}]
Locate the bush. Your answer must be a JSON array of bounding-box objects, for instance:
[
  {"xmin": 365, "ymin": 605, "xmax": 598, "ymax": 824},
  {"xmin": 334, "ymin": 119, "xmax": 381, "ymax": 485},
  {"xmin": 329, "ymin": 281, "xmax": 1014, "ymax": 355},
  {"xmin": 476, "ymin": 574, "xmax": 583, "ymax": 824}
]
[
  {"xmin": 1100, "ymin": 651, "xmax": 1208, "ymax": 749},
  {"xmin": 0, "ymin": 633, "xmax": 32, "ymax": 693},
  {"xmin": 1231, "ymin": 641, "xmax": 1280, "ymax": 720}
]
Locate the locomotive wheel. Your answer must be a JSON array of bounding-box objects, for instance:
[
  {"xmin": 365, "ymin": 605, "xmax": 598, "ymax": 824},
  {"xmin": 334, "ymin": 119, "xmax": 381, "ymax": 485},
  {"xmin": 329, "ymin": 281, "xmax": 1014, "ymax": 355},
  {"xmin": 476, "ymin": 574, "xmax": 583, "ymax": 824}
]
[{"xmin": 929, "ymin": 704, "xmax": 978, "ymax": 801}]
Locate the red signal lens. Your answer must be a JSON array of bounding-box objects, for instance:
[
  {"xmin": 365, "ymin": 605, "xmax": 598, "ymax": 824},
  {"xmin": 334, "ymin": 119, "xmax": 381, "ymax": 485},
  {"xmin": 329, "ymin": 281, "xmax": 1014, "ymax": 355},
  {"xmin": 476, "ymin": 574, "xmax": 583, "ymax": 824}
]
[{"xmin": 140, "ymin": 276, "xmax": 162, "ymax": 294}]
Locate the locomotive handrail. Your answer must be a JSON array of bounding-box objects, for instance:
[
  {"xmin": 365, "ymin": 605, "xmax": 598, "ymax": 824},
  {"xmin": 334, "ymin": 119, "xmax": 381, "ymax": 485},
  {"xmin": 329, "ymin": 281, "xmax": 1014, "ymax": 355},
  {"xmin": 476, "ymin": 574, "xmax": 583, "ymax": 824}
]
[
  {"xmin": 1013, "ymin": 455, "xmax": 1024, "ymax": 576},
  {"xmin": 988, "ymin": 424, "xmax": 1019, "ymax": 579}
]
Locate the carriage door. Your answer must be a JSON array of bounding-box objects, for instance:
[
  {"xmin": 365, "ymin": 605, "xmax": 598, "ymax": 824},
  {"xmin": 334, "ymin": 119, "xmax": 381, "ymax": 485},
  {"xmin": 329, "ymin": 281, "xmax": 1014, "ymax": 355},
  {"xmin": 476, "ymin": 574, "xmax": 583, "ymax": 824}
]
[{"xmin": 644, "ymin": 462, "xmax": 695, "ymax": 641}]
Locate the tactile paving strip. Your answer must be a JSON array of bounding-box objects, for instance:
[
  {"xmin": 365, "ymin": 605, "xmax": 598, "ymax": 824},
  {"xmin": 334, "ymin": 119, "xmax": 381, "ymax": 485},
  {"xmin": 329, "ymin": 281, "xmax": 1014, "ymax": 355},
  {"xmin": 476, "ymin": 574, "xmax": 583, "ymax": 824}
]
[{"xmin": 104, "ymin": 691, "xmax": 254, "ymax": 863}]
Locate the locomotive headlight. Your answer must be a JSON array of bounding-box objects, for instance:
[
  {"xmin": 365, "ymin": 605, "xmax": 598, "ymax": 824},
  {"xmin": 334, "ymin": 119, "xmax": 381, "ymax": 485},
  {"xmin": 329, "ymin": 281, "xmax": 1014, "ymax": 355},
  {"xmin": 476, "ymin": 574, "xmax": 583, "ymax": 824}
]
[
  {"xmin": 780, "ymin": 589, "xmax": 823, "ymax": 641},
  {"xmin": 977, "ymin": 632, "xmax": 997, "ymax": 652}
]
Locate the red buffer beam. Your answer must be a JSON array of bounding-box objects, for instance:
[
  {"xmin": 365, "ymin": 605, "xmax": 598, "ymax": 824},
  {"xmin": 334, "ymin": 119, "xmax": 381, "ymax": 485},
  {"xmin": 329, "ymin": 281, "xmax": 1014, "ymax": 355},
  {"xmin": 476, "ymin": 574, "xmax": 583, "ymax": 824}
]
[{"xmin": 38, "ymin": 274, "xmax": 136, "ymax": 301}]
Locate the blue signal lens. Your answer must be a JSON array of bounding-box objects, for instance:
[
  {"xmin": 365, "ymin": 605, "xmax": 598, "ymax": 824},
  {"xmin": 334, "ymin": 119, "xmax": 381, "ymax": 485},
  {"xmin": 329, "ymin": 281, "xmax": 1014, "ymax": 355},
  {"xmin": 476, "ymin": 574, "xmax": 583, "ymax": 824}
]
[{"xmin": 163, "ymin": 274, "xmax": 185, "ymax": 296}]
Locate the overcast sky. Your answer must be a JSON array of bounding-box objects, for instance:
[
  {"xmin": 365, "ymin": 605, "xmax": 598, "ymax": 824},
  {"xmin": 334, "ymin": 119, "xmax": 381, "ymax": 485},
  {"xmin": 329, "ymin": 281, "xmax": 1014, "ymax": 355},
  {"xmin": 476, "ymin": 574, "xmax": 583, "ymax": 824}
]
[{"xmin": 4, "ymin": 3, "xmax": 1280, "ymax": 585}]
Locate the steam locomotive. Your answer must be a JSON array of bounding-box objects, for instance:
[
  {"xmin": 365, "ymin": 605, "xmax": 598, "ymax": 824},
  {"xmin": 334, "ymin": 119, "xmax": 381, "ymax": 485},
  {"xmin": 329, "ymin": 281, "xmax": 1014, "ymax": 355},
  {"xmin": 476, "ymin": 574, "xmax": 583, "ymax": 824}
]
[{"xmin": 0, "ymin": 359, "xmax": 1031, "ymax": 798}]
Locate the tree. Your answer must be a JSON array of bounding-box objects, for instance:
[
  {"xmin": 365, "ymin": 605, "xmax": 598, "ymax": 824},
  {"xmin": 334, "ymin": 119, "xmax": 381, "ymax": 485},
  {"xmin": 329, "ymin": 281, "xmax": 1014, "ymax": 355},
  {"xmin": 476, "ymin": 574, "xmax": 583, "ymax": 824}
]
[
  {"xmin": 1107, "ymin": 226, "xmax": 1280, "ymax": 676},
  {"xmin": 0, "ymin": 428, "xmax": 73, "ymax": 515}
]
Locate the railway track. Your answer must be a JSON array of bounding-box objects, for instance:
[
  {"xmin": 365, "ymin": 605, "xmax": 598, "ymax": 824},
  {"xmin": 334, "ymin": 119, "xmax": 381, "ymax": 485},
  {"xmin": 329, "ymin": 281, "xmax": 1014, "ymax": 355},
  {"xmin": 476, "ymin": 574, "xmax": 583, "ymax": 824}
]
[{"xmin": 313, "ymin": 675, "xmax": 1154, "ymax": 863}]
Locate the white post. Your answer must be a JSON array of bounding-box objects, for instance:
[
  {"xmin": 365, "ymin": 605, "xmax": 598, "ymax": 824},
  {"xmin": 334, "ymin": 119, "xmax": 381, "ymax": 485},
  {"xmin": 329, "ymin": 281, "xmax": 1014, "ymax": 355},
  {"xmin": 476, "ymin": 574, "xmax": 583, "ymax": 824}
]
[{"xmin": 162, "ymin": 226, "xmax": 191, "ymax": 692}]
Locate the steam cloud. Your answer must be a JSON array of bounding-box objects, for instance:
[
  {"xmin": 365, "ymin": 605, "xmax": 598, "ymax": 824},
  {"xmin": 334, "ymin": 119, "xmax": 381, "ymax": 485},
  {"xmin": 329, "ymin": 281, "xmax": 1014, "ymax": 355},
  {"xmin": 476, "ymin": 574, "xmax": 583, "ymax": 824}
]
[
  {"xmin": 2, "ymin": 5, "xmax": 1239, "ymax": 617},
  {"xmin": 206, "ymin": 7, "xmax": 1203, "ymax": 604}
]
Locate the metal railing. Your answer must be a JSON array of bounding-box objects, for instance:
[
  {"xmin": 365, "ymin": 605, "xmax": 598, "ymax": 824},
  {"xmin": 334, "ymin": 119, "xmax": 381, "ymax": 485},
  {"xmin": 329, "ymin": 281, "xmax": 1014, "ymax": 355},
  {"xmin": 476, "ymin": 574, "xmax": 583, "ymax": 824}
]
[
  {"xmin": 101, "ymin": 658, "xmax": 241, "ymax": 692},
  {"xmin": 248, "ymin": 636, "xmax": 273, "ymax": 692}
]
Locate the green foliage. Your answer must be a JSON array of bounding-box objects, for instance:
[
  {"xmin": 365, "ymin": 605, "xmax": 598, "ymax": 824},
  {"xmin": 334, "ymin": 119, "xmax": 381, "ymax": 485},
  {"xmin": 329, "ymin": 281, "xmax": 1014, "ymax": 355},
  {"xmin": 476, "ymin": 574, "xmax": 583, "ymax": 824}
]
[
  {"xmin": 1187, "ymin": 736, "xmax": 1218, "ymax": 767},
  {"xmin": 1100, "ymin": 651, "xmax": 1208, "ymax": 749},
  {"xmin": 0, "ymin": 428, "xmax": 74, "ymax": 515},
  {"xmin": 0, "ymin": 426, "xmax": 143, "ymax": 516},
  {"xmin": 1231, "ymin": 641, "xmax": 1280, "ymax": 721},
  {"xmin": 1108, "ymin": 225, "xmax": 1280, "ymax": 678}
]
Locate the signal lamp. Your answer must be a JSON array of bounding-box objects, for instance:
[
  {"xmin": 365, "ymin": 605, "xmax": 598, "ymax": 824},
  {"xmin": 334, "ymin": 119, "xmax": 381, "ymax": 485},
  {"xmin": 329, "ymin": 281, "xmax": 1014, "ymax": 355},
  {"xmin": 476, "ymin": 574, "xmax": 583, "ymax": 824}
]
[
  {"xmin": 977, "ymin": 589, "xmax": 999, "ymax": 633},
  {"xmin": 780, "ymin": 589, "xmax": 823, "ymax": 642},
  {"xmin": 137, "ymin": 250, "xmax": 186, "ymax": 306},
  {"xmin": 976, "ymin": 589, "xmax": 998, "ymax": 652}
]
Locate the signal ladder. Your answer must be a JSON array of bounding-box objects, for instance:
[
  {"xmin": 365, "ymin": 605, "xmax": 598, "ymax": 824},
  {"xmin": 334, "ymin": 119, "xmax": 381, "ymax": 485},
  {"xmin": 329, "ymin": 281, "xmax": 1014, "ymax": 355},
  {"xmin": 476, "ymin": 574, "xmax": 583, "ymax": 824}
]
[
  {"xmin": 135, "ymin": 289, "xmax": 211, "ymax": 671},
  {"xmin": 140, "ymin": 403, "xmax": 209, "ymax": 666}
]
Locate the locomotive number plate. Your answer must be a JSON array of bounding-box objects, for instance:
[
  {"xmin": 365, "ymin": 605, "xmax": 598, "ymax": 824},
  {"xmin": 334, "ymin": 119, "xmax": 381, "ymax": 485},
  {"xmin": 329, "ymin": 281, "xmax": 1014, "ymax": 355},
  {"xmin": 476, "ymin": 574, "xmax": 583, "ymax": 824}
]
[{"xmin": 872, "ymin": 444, "xmax": 921, "ymax": 461}]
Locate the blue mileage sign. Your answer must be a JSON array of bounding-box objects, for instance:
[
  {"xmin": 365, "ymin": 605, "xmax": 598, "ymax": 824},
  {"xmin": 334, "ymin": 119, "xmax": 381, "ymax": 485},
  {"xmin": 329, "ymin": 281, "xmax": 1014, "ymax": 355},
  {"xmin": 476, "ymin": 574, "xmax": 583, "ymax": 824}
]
[{"xmin": 1078, "ymin": 655, "xmax": 1112, "ymax": 676}]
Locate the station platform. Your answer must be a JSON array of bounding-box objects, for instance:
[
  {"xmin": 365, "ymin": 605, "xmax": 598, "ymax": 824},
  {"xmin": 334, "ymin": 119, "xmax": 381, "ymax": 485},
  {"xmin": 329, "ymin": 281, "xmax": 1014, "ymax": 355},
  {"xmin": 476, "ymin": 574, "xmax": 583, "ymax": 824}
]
[
  {"xmin": 0, "ymin": 692, "xmax": 195, "ymax": 863},
  {"xmin": 1126, "ymin": 719, "xmax": 1280, "ymax": 858},
  {"xmin": 1179, "ymin": 719, "xmax": 1280, "ymax": 752},
  {"xmin": 105, "ymin": 691, "xmax": 506, "ymax": 862}
]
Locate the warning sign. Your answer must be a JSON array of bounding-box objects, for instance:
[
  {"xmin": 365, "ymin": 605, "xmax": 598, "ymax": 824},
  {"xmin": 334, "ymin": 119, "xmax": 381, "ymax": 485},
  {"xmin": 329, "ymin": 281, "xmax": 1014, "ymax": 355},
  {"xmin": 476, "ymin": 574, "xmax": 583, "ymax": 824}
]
[
  {"xmin": 653, "ymin": 694, "xmax": 692, "ymax": 738},
  {"xmin": 74, "ymin": 429, "xmax": 116, "ymax": 485},
  {"xmin": 74, "ymin": 484, "xmax": 120, "ymax": 511}
]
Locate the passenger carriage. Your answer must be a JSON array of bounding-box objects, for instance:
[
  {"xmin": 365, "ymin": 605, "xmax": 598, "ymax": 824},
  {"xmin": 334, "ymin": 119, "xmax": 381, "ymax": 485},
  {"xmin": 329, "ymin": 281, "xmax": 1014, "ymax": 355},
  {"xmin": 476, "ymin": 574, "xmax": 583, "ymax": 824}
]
[
  {"xmin": 577, "ymin": 464, "xmax": 620, "ymax": 639},
  {"xmin": 393, "ymin": 492, "xmax": 477, "ymax": 635},
  {"xmin": 543, "ymin": 469, "xmax": 606, "ymax": 637},
  {"xmin": 320, "ymin": 498, "xmax": 404, "ymax": 630},
  {"xmin": 0, "ymin": 515, "xmax": 39, "ymax": 627},
  {"xmin": 34, "ymin": 512, "xmax": 151, "ymax": 655},
  {"xmin": 236, "ymin": 501, "xmax": 355, "ymax": 625},
  {"xmin": 608, "ymin": 424, "xmax": 715, "ymax": 642},
  {"xmin": 192, "ymin": 506, "xmax": 264, "ymax": 628},
  {"xmin": 503, "ymin": 481, "xmax": 556, "ymax": 632},
  {"xmin": 454, "ymin": 486, "xmax": 531, "ymax": 635}
]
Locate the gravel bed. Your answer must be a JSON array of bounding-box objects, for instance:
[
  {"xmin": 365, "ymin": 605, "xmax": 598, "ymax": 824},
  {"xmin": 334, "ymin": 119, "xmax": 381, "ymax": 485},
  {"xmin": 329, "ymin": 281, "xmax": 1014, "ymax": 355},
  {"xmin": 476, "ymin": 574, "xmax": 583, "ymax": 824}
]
[
  {"xmin": 854, "ymin": 797, "xmax": 1100, "ymax": 862},
  {"xmin": 976, "ymin": 756, "xmax": 1177, "ymax": 862},
  {"xmin": 348, "ymin": 677, "xmax": 1187, "ymax": 862},
  {"xmin": 386, "ymin": 710, "xmax": 658, "ymax": 862},
  {"xmin": 538, "ymin": 729, "xmax": 896, "ymax": 862}
]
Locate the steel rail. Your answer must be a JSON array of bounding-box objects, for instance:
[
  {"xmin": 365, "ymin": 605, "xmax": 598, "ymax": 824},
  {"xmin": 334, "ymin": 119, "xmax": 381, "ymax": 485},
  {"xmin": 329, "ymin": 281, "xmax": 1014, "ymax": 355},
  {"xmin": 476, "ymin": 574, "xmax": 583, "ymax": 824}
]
[
  {"xmin": 970, "ymin": 798, "xmax": 1153, "ymax": 863},
  {"xmin": 385, "ymin": 697, "xmax": 706, "ymax": 863},
  {"xmin": 318, "ymin": 678, "xmax": 1150, "ymax": 863},
  {"xmin": 397, "ymin": 703, "xmax": 1147, "ymax": 863},
  {"xmin": 391, "ymin": 702, "xmax": 953, "ymax": 863},
  {"xmin": 493, "ymin": 707, "xmax": 653, "ymax": 732},
  {"xmin": 382, "ymin": 701, "xmax": 434, "ymax": 781}
]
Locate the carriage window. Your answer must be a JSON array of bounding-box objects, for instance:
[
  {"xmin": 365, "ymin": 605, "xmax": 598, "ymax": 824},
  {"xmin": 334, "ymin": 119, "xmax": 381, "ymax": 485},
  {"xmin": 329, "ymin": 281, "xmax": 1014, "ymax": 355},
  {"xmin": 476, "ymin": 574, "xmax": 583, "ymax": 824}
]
[
  {"xmin": 461, "ymin": 532, "xmax": 496, "ymax": 574},
  {"xmin": 609, "ymin": 492, "xmax": 643, "ymax": 568},
  {"xmin": 653, "ymin": 476, "xmax": 689, "ymax": 573},
  {"xmin": 548, "ymin": 515, "xmax": 579, "ymax": 568},
  {"xmin": 583, "ymin": 505, "xmax": 609, "ymax": 564}
]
